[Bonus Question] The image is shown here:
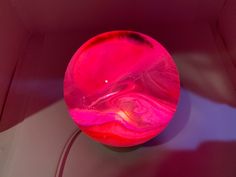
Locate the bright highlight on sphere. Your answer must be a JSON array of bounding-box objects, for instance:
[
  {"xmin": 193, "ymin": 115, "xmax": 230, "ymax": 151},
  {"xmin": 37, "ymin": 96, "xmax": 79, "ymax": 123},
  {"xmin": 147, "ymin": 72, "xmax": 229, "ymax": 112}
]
[{"xmin": 64, "ymin": 31, "xmax": 180, "ymax": 147}]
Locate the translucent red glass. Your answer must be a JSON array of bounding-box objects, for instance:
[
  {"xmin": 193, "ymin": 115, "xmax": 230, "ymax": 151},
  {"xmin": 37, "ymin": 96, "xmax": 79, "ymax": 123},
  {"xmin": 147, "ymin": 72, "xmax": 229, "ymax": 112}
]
[{"xmin": 64, "ymin": 31, "xmax": 180, "ymax": 147}]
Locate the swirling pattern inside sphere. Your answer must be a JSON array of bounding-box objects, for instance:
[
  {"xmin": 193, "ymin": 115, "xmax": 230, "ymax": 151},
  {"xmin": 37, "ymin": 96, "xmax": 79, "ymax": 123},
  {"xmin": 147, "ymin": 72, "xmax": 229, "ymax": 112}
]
[{"xmin": 64, "ymin": 31, "xmax": 180, "ymax": 147}]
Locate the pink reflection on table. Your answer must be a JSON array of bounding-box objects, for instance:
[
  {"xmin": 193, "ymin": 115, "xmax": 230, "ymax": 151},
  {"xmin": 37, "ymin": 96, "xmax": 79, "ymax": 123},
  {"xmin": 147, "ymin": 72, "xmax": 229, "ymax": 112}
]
[{"xmin": 64, "ymin": 31, "xmax": 180, "ymax": 147}]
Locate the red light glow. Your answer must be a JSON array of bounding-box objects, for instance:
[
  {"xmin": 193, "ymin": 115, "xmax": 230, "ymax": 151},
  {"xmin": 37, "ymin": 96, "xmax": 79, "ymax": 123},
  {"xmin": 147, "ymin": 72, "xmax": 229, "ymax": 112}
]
[{"xmin": 64, "ymin": 31, "xmax": 180, "ymax": 147}]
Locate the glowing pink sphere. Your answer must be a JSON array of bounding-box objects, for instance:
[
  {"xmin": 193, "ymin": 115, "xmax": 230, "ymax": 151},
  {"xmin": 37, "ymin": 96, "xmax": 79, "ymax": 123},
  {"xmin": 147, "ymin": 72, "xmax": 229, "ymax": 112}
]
[{"xmin": 64, "ymin": 31, "xmax": 180, "ymax": 147}]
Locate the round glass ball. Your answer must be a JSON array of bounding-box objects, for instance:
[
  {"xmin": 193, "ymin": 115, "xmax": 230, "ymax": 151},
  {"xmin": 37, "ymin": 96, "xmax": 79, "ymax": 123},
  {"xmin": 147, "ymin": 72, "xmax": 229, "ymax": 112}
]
[{"xmin": 64, "ymin": 31, "xmax": 180, "ymax": 147}]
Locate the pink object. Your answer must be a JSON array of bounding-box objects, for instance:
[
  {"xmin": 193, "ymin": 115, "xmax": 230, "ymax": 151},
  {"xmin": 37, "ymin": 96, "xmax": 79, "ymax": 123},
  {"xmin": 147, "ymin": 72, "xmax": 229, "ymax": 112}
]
[{"xmin": 64, "ymin": 31, "xmax": 180, "ymax": 147}]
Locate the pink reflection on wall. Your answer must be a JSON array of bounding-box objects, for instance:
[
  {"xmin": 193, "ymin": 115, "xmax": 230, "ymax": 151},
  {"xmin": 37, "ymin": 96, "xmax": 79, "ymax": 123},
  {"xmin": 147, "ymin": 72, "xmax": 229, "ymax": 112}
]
[{"xmin": 64, "ymin": 31, "xmax": 180, "ymax": 147}]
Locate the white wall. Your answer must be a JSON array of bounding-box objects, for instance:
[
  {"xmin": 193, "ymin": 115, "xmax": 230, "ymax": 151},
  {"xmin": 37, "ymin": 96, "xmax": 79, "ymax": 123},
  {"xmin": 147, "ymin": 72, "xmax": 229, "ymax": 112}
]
[
  {"xmin": 0, "ymin": 0, "xmax": 29, "ymax": 130},
  {"xmin": 0, "ymin": 100, "xmax": 76, "ymax": 177}
]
